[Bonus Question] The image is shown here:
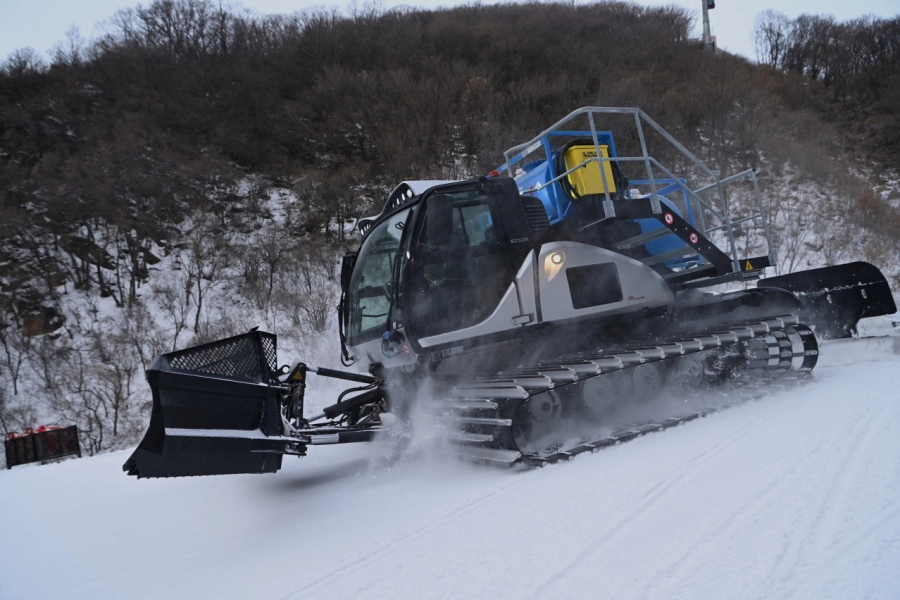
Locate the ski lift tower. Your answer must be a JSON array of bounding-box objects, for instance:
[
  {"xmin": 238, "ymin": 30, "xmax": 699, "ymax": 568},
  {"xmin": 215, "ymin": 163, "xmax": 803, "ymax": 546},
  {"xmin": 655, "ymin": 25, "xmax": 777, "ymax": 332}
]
[{"xmin": 702, "ymin": 0, "xmax": 716, "ymax": 50}]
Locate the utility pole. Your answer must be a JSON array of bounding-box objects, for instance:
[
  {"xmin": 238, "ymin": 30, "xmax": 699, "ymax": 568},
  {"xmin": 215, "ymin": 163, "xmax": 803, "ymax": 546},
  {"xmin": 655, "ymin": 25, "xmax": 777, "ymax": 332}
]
[{"xmin": 701, "ymin": 0, "xmax": 716, "ymax": 51}]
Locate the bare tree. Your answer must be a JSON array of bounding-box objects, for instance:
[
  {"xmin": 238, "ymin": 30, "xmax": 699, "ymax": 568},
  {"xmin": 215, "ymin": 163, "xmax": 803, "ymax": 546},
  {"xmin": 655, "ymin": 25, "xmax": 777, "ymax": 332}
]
[
  {"xmin": 0, "ymin": 384, "xmax": 41, "ymax": 445},
  {"xmin": 0, "ymin": 377, "xmax": 38, "ymax": 468},
  {"xmin": 116, "ymin": 302, "xmax": 168, "ymax": 370},
  {"xmin": 29, "ymin": 325, "xmax": 146, "ymax": 455},
  {"xmin": 754, "ymin": 10, "xmax": 791, "ymax": 69},
  {"xmin": 0, "ymin": 47, "xmax": 46, "ymax": 76},
  {"xmin": 0, "ymin": 324, "xmax": 32, "ymax": 396},
  {"xmin": 85, "ymin": 329, "xmax": 141, "ymax": 441},
  {"xmin": 180, "ymin": 217, "xmax": 230, "ymax": 335},
  {"xmin": 255, "ymin": 224, "xmax": 290, "ymax": 325},
  {"xmin": 50, "ymin": 26, "xmax": 88, "ymax": 67},
  {"xmin": 151, "ymin": 279, "xmax": 192, "ymax": 351}
]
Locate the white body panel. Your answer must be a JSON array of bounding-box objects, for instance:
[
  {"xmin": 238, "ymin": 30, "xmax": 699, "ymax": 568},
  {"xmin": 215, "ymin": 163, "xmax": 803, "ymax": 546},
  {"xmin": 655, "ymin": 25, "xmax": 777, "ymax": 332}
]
[
  {"xmin": 418, "ymin": 283, "xmax": 523, "ymax": 349},
  {"xmin": 537, "ymin": 242, "xmax": 674, "ymax": 323},
  {"xmin": 380, "ymin": 244, "xmax": 673, "ymax": 358}
]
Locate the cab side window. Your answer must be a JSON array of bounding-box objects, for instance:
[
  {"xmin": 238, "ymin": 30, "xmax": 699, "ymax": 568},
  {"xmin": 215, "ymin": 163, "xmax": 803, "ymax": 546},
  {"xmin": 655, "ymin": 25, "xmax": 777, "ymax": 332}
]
[{"xmin": 409, "ymin": 190, "xmax": 512, "ymax": 338}]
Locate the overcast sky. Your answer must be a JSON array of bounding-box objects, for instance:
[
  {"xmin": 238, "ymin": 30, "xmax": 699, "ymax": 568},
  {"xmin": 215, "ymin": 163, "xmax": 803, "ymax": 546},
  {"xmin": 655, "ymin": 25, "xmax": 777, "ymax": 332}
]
[{"xmin": 1, "ymin": 0, "xmax": 898, "ymax": 64}]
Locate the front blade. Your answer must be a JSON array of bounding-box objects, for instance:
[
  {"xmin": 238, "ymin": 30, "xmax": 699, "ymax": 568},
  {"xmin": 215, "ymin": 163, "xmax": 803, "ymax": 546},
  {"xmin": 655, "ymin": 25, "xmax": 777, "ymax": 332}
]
[
  {"xmin": 123, "ymin": 331, "xmax": 302, "ymax": 478},
  {"xmin": 759, "ymin": 262, "xmax": 897, "ymax": 339}
]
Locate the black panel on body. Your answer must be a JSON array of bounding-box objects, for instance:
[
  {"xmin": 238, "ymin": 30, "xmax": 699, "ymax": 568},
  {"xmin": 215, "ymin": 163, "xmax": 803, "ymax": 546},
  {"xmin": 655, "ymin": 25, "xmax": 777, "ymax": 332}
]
[{"xmin": 566, "ymin": 263, "xmax": 624, "ymax": 309}]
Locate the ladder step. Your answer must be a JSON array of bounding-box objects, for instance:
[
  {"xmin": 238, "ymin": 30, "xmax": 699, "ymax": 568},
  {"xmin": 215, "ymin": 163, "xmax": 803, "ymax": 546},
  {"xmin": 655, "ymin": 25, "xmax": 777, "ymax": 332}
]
[
  {"xmin": 663, "ymin": 263, "xmax": 717, "ymax": 280},
  {"xmin": 642, "ymin": 245, "xmax": 700, "ymax": 266},
  {"xmin": 614, "ymin": 226, "xmax": 675, "ymax": 250}
]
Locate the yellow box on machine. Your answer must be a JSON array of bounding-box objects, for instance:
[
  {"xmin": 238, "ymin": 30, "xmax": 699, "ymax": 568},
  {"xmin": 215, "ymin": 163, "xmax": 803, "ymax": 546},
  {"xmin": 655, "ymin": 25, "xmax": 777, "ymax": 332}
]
[{"xmin": 562, "ymin": 144, "xmax": 617, "ymax": 195}]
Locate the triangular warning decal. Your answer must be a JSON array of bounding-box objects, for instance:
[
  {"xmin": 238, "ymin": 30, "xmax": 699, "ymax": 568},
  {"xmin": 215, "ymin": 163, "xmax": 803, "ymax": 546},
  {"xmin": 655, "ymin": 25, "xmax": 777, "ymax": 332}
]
[{"xmin": 745, "ymin": 260, "xmax": 753, "ymax": 271}]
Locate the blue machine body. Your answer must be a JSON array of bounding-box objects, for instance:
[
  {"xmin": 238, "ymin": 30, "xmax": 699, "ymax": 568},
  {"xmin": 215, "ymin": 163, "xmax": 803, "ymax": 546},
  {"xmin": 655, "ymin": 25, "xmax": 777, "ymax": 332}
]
[{"xmin": 498, "ymin": 131, "xmax": 699, "ymax": 268}]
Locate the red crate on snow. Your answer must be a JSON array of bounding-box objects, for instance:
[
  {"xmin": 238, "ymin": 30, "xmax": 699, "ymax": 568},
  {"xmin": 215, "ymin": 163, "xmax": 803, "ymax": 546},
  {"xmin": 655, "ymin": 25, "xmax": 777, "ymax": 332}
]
[{"xmin": 4, "ymin": 425, "xmax": 81, "ymax": 469}]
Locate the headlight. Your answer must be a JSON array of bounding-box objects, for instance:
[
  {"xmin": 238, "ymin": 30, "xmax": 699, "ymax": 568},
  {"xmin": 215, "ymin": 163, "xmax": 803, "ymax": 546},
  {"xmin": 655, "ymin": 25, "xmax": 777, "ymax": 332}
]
[{"xmin": 544, "ymin": 251, "xmax": 565, "ymax": 281}]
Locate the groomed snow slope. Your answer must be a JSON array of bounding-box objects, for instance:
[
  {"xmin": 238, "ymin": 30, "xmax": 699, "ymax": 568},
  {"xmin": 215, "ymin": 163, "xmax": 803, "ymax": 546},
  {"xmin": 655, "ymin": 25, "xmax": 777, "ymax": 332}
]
[{"xmin": 1, "ymin": 337, "xmax": 899, "ymax": 600}]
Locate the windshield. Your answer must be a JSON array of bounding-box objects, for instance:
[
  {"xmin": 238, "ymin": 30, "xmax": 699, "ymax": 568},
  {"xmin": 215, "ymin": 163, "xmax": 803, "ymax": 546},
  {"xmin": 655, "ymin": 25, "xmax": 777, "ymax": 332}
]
[{"xmin": 347, "ymin": 208, "xmax": 411, "ymax": 343}]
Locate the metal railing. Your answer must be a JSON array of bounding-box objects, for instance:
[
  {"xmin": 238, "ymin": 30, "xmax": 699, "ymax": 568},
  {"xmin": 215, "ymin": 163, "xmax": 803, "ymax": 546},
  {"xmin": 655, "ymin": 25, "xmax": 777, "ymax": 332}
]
[{"xmin": 502, "ymin": 107, "xmax": 776, "ymax": 276}]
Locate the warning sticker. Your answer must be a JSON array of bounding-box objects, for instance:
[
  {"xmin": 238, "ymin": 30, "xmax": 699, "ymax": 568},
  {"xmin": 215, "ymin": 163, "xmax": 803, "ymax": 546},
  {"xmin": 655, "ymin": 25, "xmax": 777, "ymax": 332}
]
[
  {"xmin": 745, "ymin": 260, "xmax": 753, "ymax": 271},
  {"xmin": 689, "ymin": 232, "xmax": 699, "ymax": 245},
  {"xmin": 664, "ymin": 213, "xmax": 675, "ymax": 225}
]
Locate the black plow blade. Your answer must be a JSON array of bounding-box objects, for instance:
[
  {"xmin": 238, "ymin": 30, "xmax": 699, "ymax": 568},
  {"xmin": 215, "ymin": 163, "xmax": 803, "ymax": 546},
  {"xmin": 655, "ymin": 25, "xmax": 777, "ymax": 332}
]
[
  {"xmin": 123, "ymin": 331, "xmax": 301, "ymax": 478},
  {"xmin": 759, "ymin": 262, "xmax": 897, "ymax": 339}
]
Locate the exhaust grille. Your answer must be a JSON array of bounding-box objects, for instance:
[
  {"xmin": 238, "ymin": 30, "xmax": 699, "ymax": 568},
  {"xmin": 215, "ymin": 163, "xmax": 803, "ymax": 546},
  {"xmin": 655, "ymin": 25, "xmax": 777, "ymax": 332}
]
[{"xmin": 522, "ymin": 195, "xmax": 550, "ymax": 235}]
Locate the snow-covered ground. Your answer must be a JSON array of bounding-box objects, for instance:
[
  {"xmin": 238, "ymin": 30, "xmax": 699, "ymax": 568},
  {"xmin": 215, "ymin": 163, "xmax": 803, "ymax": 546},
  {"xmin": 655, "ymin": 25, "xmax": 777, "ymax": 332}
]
[{"xmin": 1, "ymin": 335, "xmax": 899, "ymax": 600}]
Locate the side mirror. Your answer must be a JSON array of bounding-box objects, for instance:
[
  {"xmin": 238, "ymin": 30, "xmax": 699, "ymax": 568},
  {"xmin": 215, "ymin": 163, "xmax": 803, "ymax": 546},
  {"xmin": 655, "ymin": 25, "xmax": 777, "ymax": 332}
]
[
  {"xmin": 340, "ymin": 252, "xmax": 357, "ymax": 293},
  {"xmin": 425, "ymin": 194, "xmax": 454, "ymax": 246}
]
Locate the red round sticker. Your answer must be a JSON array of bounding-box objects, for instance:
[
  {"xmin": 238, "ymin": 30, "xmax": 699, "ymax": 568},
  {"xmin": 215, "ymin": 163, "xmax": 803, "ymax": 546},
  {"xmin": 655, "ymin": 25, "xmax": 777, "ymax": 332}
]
[
  {"xmin": 402, "ymin": 343, "xmax": 412, "ymax": 355},
  {"xmin": 689, "ymin": 232, "xmax": 699, "ymax": 245},
  {"xmin": 664, "ymin": 213, "xmax": 674, "ymax": 225}
]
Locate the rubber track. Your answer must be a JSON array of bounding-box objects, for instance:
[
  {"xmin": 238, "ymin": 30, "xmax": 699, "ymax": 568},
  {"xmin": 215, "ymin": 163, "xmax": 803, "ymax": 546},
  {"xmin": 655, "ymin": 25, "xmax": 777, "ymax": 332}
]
[
  {"xmin": 438, "ymin": 314, "xmax": 819, "ymax": 468},
  {"xmin": 520, "ymin": 377, "xmax": 811, "ymax": 467}
]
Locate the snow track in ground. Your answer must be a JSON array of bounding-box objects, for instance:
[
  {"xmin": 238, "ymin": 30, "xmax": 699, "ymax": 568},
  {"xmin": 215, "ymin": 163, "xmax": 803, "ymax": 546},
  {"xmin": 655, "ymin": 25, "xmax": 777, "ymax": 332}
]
[{"xmin": 1, "ymin": 339, "xmax": 899, "ymax": 600}]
